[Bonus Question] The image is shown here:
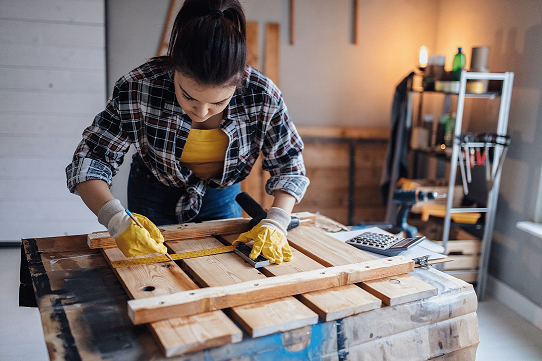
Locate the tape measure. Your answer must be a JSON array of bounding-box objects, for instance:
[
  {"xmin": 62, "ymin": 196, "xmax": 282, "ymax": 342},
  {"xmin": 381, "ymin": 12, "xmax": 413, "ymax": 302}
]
[{"xmin": 110, "ymin": 245, "xmax": 236, "ymax": 268}]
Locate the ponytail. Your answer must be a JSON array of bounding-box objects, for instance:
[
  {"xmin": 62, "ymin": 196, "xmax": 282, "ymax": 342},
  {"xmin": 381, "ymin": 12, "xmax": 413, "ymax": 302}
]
[{"xmin": 165, "ymin": 0, "xmax": 247, "ymax": 87}]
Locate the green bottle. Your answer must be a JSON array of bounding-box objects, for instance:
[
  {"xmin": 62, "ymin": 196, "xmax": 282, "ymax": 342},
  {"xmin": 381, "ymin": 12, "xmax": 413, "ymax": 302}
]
[{"xmin": 451, "ymin": 47, "xmax": 466, "ymax": 81}]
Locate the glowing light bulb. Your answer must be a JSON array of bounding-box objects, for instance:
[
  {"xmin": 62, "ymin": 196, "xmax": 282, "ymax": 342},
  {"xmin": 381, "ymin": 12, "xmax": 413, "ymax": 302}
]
[{"xmin": 419, "ymin": 46, "xmax": 429, "ymax": 69}]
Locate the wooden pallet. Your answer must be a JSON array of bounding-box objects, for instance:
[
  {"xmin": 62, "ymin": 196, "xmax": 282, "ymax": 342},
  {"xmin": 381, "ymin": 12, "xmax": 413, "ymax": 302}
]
[{"xmin": 90, "ymin": 215, "xmax": 439, "ymax": 357}]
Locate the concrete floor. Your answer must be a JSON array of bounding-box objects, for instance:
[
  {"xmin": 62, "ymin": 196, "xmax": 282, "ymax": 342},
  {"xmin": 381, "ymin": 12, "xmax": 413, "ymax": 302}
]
[{"xmin": 2, "ymin": 246, "xmax": 542, "ymax": 360}]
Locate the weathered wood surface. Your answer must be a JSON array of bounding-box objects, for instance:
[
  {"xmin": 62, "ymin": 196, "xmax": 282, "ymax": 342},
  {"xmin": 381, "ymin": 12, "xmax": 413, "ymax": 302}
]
[
  {"xmin": 23, "ymin": 235, "xmax": 478, "ymax": 361},
  {"xmin": 221, "ymin": 233, "xmax": 382, "ymax": 322},
  {"xmin": 102, "ymin": 247, "xmax": 242, "ymax": 357},
  {"xmin": 360, "ymin": 273, "xmax": 439, "ymax": 306},
  {"xmin": 87, "ymin": 213, "xmax": 316, "ymax": 249},
  {"xmin": 128, "ymin": 256, "xmax": 415, "ymax": 325},
  {"xmin": 286, "ymin": 226, "xmax": 377, "ymax": 266},
  {"xmin": 287, "ymin": 226, "xmax": 438, "ymax": 307},
  {"xmin": 167, "ymin": 236, "xmax": 319, "ymax": 338}
]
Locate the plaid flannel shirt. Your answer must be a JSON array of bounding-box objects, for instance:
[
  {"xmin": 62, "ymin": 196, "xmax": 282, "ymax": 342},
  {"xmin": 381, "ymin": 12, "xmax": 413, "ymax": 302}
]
[{"xmin": 66, "ymin": 60, "xmax": 309, "ymax": 223}]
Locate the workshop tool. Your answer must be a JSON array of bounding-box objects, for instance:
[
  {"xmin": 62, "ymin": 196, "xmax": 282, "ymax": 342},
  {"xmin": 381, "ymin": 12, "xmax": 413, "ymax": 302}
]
[
  {"xmin": 109, "ymin": 242, "xmax": 269, "ymax": 269},
  {"xmin": 456, "ymin": 133, "xmax": 511, "ymax": 193},
  {"xmin": 393, "ymin": 189, "xmax": 438, "ymax": 238},
  {"xmin": 235, "ymin": 192, "xmax": 309, "ymax": 230}
]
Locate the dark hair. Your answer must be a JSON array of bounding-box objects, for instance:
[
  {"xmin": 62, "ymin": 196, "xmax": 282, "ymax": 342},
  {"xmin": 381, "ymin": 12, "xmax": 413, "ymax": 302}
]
[{"xmin": 165, "ymin": 0, "xmax": 247, "ymax": 87}]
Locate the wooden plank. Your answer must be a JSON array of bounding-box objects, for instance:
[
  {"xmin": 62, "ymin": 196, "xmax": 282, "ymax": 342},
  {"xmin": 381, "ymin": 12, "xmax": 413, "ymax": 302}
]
[
  {"xmin": 246, "ymin": 21, "xmax": 259, "ymax": 69},
  {"xmin": 264, "ymin": 23, "xmax": 280, "ymax": 87},
  {"xmin": 102, "ymin": 247, "xmax": 242, "ymax": 357},
  {"xmin": 288, "ymin": 227, "xmax": 437, "ymax": 307},
  {"xmin": 168, "ymin": 237, "xmax": 318, "ymax": 338},
  {"xmin": 226, "ymin": 297, "xmax": 318, "ymax": 338},
  {"xmin": 286, "ymin": 226, "xmax": 377, "ymax": 266},
  {"xmin": 127, "ymin": 256, "xmax": 414, "ymax": 324},
  {"xmin": 296, "ymin": 126, "xmax": 389, "ymax": 140},
  {"xmin": 297, "ymin": 284, "xmax": 381, "ymax": 321},
  {"xmin": 359, "ymin": 273, "xmax": 438, "ymax": 306},
  {"xmin": 88, "ymin": 218, "xmax": 252, "ymax": 249},
  {"xmin": 219, "ymin": 233, "xmax": 325, "ymax": 277},
  {"xmin": 88, "ymin": 215, "xmax": 315, "ymax": 249},
  {"xmin": 220, "ymin": 233, "xmax": 382, "ymax": 321}
]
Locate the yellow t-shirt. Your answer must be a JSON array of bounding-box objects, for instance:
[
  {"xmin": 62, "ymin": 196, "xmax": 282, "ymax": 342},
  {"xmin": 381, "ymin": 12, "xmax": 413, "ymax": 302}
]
[{"xmin": 179, "ymin": 128, "xmax": 229, "ymax": 179}]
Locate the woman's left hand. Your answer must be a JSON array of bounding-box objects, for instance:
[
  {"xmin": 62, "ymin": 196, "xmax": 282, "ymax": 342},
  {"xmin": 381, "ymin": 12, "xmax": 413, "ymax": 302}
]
[{"xmin": 234, "ymin": 220, "xmax": 293, "ymax": 264}]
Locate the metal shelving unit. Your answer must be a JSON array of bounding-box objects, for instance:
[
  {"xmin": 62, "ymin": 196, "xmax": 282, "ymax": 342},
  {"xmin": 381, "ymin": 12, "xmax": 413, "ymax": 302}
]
[
  {"xmin": 442, "ymin": 71, "xmax": 514, "ymax": 300},
  {"xmin": 385, "ymin": 71, "xmax": 514, "ymax": 300}
]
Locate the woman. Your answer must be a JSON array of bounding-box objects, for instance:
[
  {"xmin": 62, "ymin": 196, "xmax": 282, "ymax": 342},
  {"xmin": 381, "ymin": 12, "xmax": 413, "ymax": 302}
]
[{"xmin": 66, "ymin": 0, "xmax": 309, "ymax": 264}]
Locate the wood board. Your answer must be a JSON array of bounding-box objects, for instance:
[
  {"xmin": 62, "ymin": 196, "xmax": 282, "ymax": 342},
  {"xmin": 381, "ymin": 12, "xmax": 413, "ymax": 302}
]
[
  {"xmin": 96, "ymin": 216, "xmax": 441, "ymax": 356},
  {"xmin": 102, "ymin": 247, "xmax": 242, "ymax": 357},
  {"xmin": 220, "ymin": 233, "xmax": 382, "ymax": 322},
  {"xmin": 286, "ymin": 226, "xmax": 438, "ymax": 310},
  {"xmin": 127, "ymin": 256, "xmax": 415, "ymax": 325},
  {"xmin": 88, "ymin": 214, "xmax": 315, "ymax": 249},
  {"xmin": 23, "ymin": 231, "xmax": 478, "ymax": 360},
  {"xmin": 167, "ymin": 236, "xmax": 319, "ymax": 338}
]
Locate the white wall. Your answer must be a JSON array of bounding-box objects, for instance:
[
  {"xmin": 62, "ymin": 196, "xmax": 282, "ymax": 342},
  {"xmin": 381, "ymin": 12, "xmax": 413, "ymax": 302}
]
[{"xmin": 0, "ymin": 0, "xmax": 106, "ymax": 241}]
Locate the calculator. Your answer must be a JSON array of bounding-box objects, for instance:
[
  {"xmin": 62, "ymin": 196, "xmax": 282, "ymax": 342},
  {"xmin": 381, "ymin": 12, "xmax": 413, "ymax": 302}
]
[{"xmin": 345, "ymin": 232, "xmax": 426, "ymax": 256}]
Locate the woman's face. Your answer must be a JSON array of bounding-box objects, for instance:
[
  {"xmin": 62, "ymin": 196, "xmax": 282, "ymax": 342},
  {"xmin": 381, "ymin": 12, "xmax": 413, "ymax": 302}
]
[{"xmin": 174, "ymin": 71, "xmax": 236, "ymax": 124}]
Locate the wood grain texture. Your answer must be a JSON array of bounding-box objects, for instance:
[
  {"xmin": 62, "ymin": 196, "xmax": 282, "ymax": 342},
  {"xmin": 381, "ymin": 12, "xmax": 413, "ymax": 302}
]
[
  {"xmin": 246, "ymin": 21, "xmax": 259, "ymax": 69},
  {"xmin": 286, "ymin": 226, "xmax": 377, "ymax": 266},
  {"xmin": 226, "ymin": 297, "xmax": 318, "ymax": 338},
  {"xmin": 288, "ymin": 227, "xmax": 438, "ymax": 307},
  {"xmin": 88, "ymin": 218, "xmax": 252, "ymax": 249},
  {"xmin": 102, "ymin": 247, "xmax": 242, "ymax": 357},
  {"xmin": 264, "ymin": 23, "xmax": 280, "ymax": 87},
  {"xmin": 168, "ymin": 237, "xmax": 318, "ymax": 337},
  {"xmin": 88, "ymin": 214, "xmax": 315, "ymax": 249},
  {"xmin": 221, "ymin": 233, "xmax": 381, "ymax": 321},
  {"xmin": 128, "ymin": 256, "xmax": 414, "ymax": 324},
  {"xmin": 360, "ymin": 273, "xmax": 438, "ymax": 306},
  {"xmin": 297, "ymin": 284, "xmax": 381, "ymax": 321}
]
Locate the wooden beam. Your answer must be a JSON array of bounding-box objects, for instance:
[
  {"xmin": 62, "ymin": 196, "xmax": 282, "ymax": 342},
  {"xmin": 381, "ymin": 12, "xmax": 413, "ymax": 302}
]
[
  {"xmin": 102, "ymin": 247, "xmax": 242, "ymax": 357},
  {"xmin": 286, "ymin": 226, "xmax": 377, "ymax": 266},
  {"xmin": 220, "ymin": 233, "xmax": 381, "ymax": 321},
  {"xmin": 246, "ymin": 21, "xmax": 259, "ymax": 69},
  {"xmin": 127, "ymin": 256, "xmax": 414, "ymax": 324},
  {"xmin": 168, "ymin": 236, "xmax": 319, "ymax": 337},
  {"xmin": 352, "ymin": 0, "xmax": 358, "ymax": 44},
  {"xmin": 360, "ymin": 273, "xmax": 438, "ymax": 306},
  {"xmin": 88, "ymin": 218, "xmax": 251, "ymax": 249},
  {"xmin": 296, "ymin": 126, "xmax": 389, "ymax": 140},
  {"xmin": 264, "ymin": 23, "xmax": 280, "ymax": 87},
  {"xmin": 289, "ymin": 0, "xmax": 294, "ymax": 45},
  {"xmin": 88, "ymin": 214, "xmax": 315, "ymax": 249}
]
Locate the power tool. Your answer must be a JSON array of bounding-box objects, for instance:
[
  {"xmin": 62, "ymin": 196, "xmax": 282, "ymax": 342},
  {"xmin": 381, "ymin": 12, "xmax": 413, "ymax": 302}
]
[{"xmin": 393, "ymin": 189, "xmax": 437, "ymax": 238}]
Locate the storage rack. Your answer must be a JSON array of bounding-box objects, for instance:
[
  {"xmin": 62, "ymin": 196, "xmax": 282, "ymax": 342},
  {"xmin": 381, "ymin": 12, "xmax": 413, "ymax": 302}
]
[
  {"xmin": 443, "ymin": 71, "xmax": 514, "ymax": 300},
  {"xmin": 387, "ymin": 71, "xmax": 514, "ymax": 301}
]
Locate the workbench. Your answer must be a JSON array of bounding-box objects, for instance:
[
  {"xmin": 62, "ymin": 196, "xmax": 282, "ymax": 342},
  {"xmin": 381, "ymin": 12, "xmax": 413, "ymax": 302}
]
[{"xmin": 21, "ymin": 215, "xmax": 479, "ymax": 360}]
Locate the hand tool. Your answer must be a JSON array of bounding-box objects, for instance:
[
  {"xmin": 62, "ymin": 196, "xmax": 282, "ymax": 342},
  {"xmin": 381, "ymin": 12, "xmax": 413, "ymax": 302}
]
[
  {"xmin": 109, "ymin": 242, "xmax": 269, "ymax": 269},
  {"xmin": 235, "ymin": 192, "xmax": 309, "ymax": 230}
]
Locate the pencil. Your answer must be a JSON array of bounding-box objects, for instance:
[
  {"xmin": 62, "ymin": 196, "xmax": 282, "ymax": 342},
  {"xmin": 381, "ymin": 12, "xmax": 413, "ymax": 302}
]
[
  {"xmin": 125, "ymin": 209, "xmax": 144, "ymax": 228},
  {"xmin": 125, "ymin": 209, "xmax": 173, "ymax": 261}
]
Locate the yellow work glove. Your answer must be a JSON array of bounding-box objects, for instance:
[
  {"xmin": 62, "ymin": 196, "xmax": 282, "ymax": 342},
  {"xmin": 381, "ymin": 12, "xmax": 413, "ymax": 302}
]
[
  {"xmin": 234, "ymin": 207, "xmax": 293, "ymax": 264},
  {"xmin": 98, "ymin": 199, "xmax": 167, "ymax": 257}
]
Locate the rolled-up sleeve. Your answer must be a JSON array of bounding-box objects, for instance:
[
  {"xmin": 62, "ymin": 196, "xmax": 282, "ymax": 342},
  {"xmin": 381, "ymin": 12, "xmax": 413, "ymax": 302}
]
[
  {"xmin": 261, "ymin": 95, "xmax": 309, "ymax": 203},
  {"xmin": 65, "ymin": 81, "xmax": 131, "ymax": 194}
]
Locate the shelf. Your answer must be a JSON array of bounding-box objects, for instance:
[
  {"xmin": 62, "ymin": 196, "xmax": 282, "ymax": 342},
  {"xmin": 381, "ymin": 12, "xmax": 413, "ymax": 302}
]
[{"xmin": 411, "ymin": 87, "xmax": 501, "ymax": 99}]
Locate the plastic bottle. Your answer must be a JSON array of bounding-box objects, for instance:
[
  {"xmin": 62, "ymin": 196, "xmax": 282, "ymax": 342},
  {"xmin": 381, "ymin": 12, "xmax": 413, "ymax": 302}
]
[
  {"xmin": 443, "ymin": 113, "xmax": 456, "ymax": 147},
  {"xmin": 451, "ymin": 47, "xmax": 466, "ymax": 81}
]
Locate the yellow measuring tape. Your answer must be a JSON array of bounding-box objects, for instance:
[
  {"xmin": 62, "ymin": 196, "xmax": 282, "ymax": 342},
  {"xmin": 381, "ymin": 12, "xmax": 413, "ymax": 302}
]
[{"xmin": 110, "ymin": 245, "xmax": 236, "ymax": 268}]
